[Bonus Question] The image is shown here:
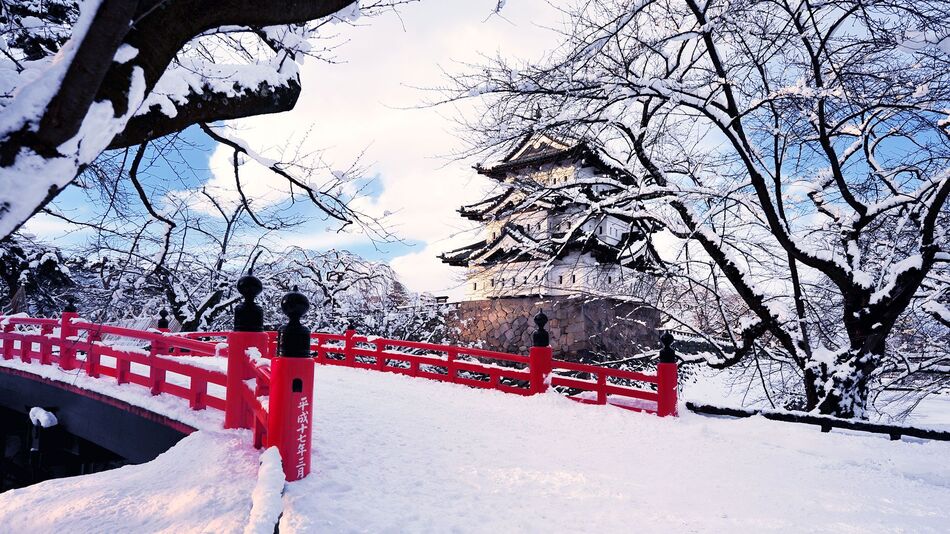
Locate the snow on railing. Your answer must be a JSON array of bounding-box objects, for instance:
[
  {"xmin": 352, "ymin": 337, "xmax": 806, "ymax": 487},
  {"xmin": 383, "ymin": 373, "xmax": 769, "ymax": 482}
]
[
  {"xmin": 0, "ymin": 315, "xmax": 228, "ymax": 410},
  {"xmin": 309, "ymin": 320, "xmax": 679, "ymax": 417}
]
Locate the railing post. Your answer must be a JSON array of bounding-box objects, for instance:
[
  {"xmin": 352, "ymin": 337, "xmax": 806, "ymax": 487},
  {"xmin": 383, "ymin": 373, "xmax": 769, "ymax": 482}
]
[
  {"xmin": 157, "ymin": 309, "xmax": 170, "ymax": 330},
  {"xmin": 528, "ymin": 310, "xmax": 553, "ymax": 394},
  {"xmin": 1, "ymin": 322, "xmax": 13, "ymax": 360},
  {"xmin": 267, "ymin": 286, "xmax": 315, "ymax": 482},
  {"xmin": 446, "ymin": 349, "xmax": 457, "ymax": 382},
  {"xmin": 39, "ymin": 325, "xmax": 53, "ymax": 365},
  {"xmin": 657, "ymin": 332, "xmax": 679, "ymax": 417},
  {"xmin": 374, "ymin": 339, "xmax": 385, "ymax": 370},
  {"xmin": 20, "ymin": 327, "xmax": 32, "ymax": 363},
  {"xmin": 343, "ymin": 325, "xmax": 355, "ymax": 366},
  {"xmin": 226, "ymin": 274, "xmax": 268, "ymax": 430},
  {"xmin": 85, "ymin": 330, "xmax": 101, "ymax": 378},
  {"xmin": 59, "ymin": 298, "xmax": 78, "ymax": 370}
]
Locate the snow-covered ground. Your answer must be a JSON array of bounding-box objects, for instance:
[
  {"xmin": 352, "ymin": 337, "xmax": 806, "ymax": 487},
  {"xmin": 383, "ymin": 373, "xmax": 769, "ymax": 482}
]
[
  {"xmin": 1, "ymin": 363, "xmax": 948, "ymax": 532},
  {"xmin": 907, "ymin": 395, "xmax": 950, "ymax": 430},
  {"xmin": 0, "ymin": 430, "xmax": 262, "ymax": 532}
]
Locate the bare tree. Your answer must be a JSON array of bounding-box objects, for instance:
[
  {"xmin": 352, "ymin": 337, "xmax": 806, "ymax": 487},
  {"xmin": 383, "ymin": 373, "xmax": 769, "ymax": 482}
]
[
  {"xmin": 0, "ymin": 0, "xmax": 413, "ymax": 238},
  {"xmin": 443, "ymin": 0, "xmax": 950, "ymax": 418}
]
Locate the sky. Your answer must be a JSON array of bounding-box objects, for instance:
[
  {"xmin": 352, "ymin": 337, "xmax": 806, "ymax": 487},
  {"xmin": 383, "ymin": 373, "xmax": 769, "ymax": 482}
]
[
  {"xmin": 21, "ymin": 0, "xmax": 564, "ymax": 300},
  {"xmin": 205, "ymin": 0, "xmax": 563, "ymax": 299}
]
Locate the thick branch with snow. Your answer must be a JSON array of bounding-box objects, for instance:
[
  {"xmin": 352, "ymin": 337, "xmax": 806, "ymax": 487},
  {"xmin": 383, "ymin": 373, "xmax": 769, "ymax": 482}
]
[{"xmin": 0, "ymin": 0, "xmax": 411, "ymax": 237}]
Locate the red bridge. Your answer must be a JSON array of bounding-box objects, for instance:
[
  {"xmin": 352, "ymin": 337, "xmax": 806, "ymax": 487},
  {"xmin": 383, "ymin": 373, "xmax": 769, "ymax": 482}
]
[{"xmin": 0, "ymin": 275, "xmax": 679, "ymax": 484}]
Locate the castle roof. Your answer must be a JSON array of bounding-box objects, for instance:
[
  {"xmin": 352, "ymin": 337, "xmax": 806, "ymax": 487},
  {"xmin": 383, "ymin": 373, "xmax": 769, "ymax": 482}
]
[
  {"xmin": 440, "ymin": 220, "xmax": 662, "ymax": 270},
  {"xmin": 474, "ymin": 134, "xmax": 634, "ymax": 182},
  {"xmin": 443, "ymin": 133, "xmax": 663, "ymax": 274},
  {"xmin": 439, "ymin": 223, "xmax": 553, "ymax": 267}
]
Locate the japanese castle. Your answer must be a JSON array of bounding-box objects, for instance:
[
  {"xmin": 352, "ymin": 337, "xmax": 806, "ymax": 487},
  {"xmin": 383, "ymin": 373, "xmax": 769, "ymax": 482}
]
[{"xmin": 440, "ymin": 135, "xmax": 660, "ymax": 300}]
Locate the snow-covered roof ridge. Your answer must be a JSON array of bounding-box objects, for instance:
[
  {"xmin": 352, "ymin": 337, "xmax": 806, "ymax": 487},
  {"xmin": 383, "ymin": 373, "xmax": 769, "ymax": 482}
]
[{"xmin": 475, "ymin": 133, "xmax": 640, "ymax": 184}]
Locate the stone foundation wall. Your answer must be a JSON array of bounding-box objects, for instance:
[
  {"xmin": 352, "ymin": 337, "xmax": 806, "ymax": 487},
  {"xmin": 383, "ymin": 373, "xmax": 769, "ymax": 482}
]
[{"xmin": 446, "ymin": 296, "xmax": 661, "ymax": 362}]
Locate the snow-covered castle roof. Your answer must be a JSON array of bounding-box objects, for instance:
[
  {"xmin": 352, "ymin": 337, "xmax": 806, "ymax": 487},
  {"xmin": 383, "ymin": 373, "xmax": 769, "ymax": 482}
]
[{"xmin": 440, "ymin": 134, "xmax": 661, "ymax": 271}]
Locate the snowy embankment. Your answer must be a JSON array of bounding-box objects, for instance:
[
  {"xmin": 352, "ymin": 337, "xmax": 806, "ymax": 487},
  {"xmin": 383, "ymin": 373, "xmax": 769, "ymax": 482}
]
[
  {"xmin": 0, "ymin": 430, "xmax": 262, "ymax": 532},
  {"xmin": 283, "ymin": 366, "xmax": 950, "ymax": 533},
  {"xmin": 0, "ymin": 362, "xmax": 948, "ymax": 532}
]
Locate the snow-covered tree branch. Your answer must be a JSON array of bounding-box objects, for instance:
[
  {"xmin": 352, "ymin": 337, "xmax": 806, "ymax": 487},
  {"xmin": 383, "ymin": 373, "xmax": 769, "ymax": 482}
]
[{"xmin": 0, "ymin": 0, "xmax": 412, "ymax": 238}]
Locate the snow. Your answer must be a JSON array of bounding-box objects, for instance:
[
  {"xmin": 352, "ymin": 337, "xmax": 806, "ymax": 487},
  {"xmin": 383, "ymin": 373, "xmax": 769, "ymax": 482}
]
[
  {"xmin": 28, "ymin": 406, "xmax": 58, "ymax": 428},
  {"xmin": 244, "ymin": 447, "xmax": 285, "ymax": 534},
  {"xmin": 113, "ymin": 44, "xmax": 139, "ymax": 64},
  {"xmin": 0, "ymin": 0, "xmax": 110, "ymax": 237},
  {"xmin": 0, "ymin": 363, "xmax": 948, "ymax": 532},
  {"xmin": 870, "ymin": 254, "xmax": 923, "ymax": 305},
  {"xmin": 141, "ymin": 59, "xmax": 298, "ymax": 122},
  {"xmin": 0, "ymin": 0, "xmax": 103, "ymax": 137},
  {"xmin": 905, "ymin": 395, "xmax": 950, "ymax": 431},
  {"xmin": 279, "ymin": 366, "xmax": 950, "ymax": 532},
  {"xmin": 0, "ymin": 430, "xmax": 262, "ymax": 533},
  {"xmin": 331, "ymin": 0, "xmax": 362, "ymax": 23},
  {"xmin": 922, "ymin": 300, "xmax": 950, "ymax": 324}
]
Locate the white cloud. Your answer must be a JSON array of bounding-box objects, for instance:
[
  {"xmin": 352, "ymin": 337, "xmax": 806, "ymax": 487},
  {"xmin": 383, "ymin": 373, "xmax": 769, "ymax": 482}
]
[
  {"xmin": 390, "ymin": 242, "xmax": 469, "ymax": 300},
  {"xmin": 204, "ymin": 0, "xmax": 561, "ymax": 293}
]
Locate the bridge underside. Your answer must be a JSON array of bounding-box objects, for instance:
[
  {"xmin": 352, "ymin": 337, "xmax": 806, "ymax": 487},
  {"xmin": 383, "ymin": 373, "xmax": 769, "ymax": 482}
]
[{"xmin": 0, "ymin": 367, "xmax": 193, "ymax": 465}]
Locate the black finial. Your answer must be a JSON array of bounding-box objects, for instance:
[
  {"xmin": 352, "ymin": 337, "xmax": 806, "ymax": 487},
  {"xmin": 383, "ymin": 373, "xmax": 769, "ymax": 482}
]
[
  {"xmin": 278, "ymin": 286, "xmax": 311, "ymax": 358},
  {"xmin": 532, "ymin": 310, "xmax": 549, "ymax": 347},
  {"xmin": 157, "ymin": 309, "xmax": 170, "ymax": 329},
  {"xmin": 64, "ymin": 296, "xmax": 77, "ymax": 313},
  {"xmin": 659, "ymin": 332, "xmax": 676, "ymax": 363},
  {"xmin": 234, "ymin": 273, "xmax": 264, "ymax": 332}
]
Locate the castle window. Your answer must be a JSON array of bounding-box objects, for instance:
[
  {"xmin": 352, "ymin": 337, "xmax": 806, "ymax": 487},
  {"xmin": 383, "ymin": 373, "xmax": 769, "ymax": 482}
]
[
  {"xmin": 558, "ymin": 275, "xmax": 563, "ymax": 284},
  {"xmin": 598, "ymin": 225, "xmax": 603, "ymax": 234},
  {"xmin": 473, "ymin": 282, "xmax": 478, "ymax": 291},
  {"xmin": 608, "ymin": 276, "xmax": 612, "ymax": 284},
  {"xmin": 571, "ymin": 274, "xmax": 576, "ymax": 283},
  {"xmin": 491, "ymin": 279, "xmax": 495, "ymax": 288}
]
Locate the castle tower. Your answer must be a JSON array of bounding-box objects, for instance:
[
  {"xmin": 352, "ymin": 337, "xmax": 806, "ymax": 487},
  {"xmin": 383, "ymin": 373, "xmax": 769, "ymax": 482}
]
[
  {"xmin": 440, "ymin": 135, "xmax": 660, "ymax": 300},
  {"xmin": 439, "ymin": 135, "xmax": 662, "ymax": 361}
]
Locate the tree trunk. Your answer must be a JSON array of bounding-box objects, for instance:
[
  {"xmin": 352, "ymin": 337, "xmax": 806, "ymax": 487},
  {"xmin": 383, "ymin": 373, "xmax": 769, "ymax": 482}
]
[
  {"xmin": 814, "ymin": 349, "xmax": 881, "ymax": 419},
  {"xmin": 803, "ymin": 367, "xmax": 820, "ymax": 411}
]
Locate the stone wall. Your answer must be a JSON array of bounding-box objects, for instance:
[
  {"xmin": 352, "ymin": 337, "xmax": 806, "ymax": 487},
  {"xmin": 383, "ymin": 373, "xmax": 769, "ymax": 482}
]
[{"xmin": 447, "ymin": 295, "xmax": 661, "ymax": 362}]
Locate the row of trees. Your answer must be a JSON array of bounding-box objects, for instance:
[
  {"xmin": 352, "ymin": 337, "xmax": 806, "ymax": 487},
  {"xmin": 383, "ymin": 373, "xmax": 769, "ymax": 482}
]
[
  {"xmin": 0, "ymin": 233, "xmax": 451, "ymax": 342},
  {"xmin": 448, "ymin": 0, "xmax": 950, "ymax": 418}
]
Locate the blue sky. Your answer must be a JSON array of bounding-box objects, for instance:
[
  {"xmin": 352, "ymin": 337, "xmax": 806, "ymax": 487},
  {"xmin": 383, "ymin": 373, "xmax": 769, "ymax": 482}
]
[{"xmin": 24, "ymin": 0, "xmax": 561, "ymax": 299}]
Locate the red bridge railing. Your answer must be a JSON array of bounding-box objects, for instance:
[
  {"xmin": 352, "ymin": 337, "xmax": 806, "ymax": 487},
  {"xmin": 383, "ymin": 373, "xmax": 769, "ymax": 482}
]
[
  {"xmin": 0, "ymin": 313, "xmax": 228, "ymax": 410},
  {"xmin": 307, "ymin": 325, "xmax": 678, "ymax": 417},
  {"xmin": 0, "ymin": 278, "xmax": 680, "ymax": 484}
]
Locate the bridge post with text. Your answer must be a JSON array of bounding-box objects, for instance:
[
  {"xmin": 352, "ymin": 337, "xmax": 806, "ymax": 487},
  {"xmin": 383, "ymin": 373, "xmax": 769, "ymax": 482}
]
[
  {"xmin": 267, "ymin": 286, "xmax": 315, "ymax": 481},
  {"xmin": 656, "ymin": 333, "xmax": 679, "ymax": 417},
  {"xmin": 225, "ymin": 274, "xmax": 269, "ymax": 430}
]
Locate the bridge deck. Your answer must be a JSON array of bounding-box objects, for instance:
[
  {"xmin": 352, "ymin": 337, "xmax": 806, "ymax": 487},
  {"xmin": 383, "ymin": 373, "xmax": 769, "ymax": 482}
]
[{"xmin": 1, "ymin": 362, "xmax": 948, "ymax": 532}]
